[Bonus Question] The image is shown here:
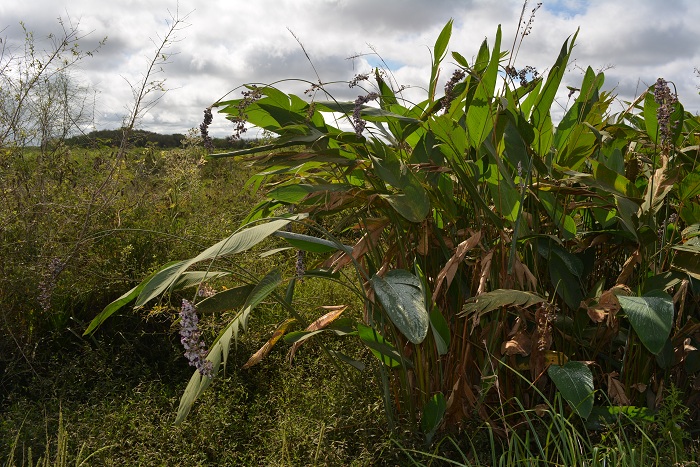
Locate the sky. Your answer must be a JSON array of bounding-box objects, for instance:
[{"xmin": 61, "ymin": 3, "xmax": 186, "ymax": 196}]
[{"xmin": 2, "ymin": 0, "xmax": 699, "ymax": 139}]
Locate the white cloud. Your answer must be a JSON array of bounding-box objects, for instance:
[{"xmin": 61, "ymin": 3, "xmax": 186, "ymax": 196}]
[{"xmin": 1, "ymin": 0, "xmax": 698, "ymax": 137}]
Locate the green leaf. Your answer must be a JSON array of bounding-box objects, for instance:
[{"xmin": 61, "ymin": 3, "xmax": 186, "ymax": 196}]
[
  {"xmin": 555, "ymin": 67, "xmax": 604, "ymax": 151},
  {"xmin": 530, "ymin": 30, "xmax": 578, "ymax": 132},
  {"xmin": 283, "ymin": 329, "xmax": 325, "ymax": 344},
  {"xmin": 618, "ymin": 294, "xmax": 674, "ymax": 355},
  {"xmin": 421, "ymin": 392, "xmax": 446, "ymax": 443},
  {"xmin": 328, "ymin": 350, "xmax": 365, "ymax": 371},
  {"xmin": 196, "ymin": 284, "xmax": 256, "ymax": 314},
  {"xmin": 434, "ymin": 20, "xmax": 452, "ymax": 63},
  {"xmin": 273, "ymin": 231, "xmax": 349, "ymax": 254},
  {"xmin": 83, "ymin": 265, "xmax": 165, "ymax": 335},
  {"xmin": 357, "ymin": 323, "xmax": 405, "ymax": 368},
  {"xmin": 171, "ymin": 271, "xmax": 229, "ymax": 291},
  {"xmin": 429, "ymin": 20, "xmax": 453, "ymax": 102},
  {"xmin": 135, "ymin": 260, "xmax": 189, "ymax": 308},
  {"xmin": 548, "ymin": 361, "xmax": 594, "ymax": 419},
  {"xmin": 152, "ymin": 218, "xmax": 298, "ymax": 305},
  {"xmin": 586, "ymin": 405, "xmax": 655, "ymax": 431},
  {"xmin": 381, "ymin": 190, "xmax": 430, "ymax": 223},
  {"xmin": 679, "ymin": 169, "xmax": 700, "ymax": 201},
  {"xmin": 371, "ymin": 270, "xmax": 430, "ymax": 344},
  {"xmin": 429, "ymin": 307, "xmax": 450, "ymax": 356},
  {"xmin": 466, "ymin": 26, "xmax": 501, "ymax": 149}
]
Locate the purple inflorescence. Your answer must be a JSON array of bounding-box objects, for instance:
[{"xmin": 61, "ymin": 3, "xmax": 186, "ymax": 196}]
[
  {"xmin": 442, "ymin": 69, "xmax": 467, "ymax": 112},
  {"xmin": 179, "ymin": 299, "xmax": 214, "ymax": 378},
  {"xmin": 295, "ymin": 249, "xmax": 306, "ymax": 280},
  {"xmin": 654, "ymin": 78, "xmax": 678, "ymax": 146},
  {"xmin": 200, "ymin": 107, "xmax": 214, "ymax": 151},
  {"xmin": 353, "ymin": 92, "xmax": 379, "ymax": 137}
]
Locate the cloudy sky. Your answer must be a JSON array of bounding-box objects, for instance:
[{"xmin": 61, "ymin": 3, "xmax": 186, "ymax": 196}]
[{"xmin": 2, "ymin": 0, "xmax": 699, "ymax": 138}]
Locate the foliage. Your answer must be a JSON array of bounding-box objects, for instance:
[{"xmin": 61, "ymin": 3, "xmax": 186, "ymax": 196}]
[{"xmin": 86, "ymin": 13, "xmax": 700, "ymax": 457}]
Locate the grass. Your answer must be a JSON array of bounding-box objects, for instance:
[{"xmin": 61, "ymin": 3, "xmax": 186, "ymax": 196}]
[{"xmin": 2, "ymin": 143, "xmax": 699, "ymax": 466}]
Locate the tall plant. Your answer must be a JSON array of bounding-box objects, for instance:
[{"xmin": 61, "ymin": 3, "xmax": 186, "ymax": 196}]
[{"xmin": 87, "ymin": 16, "xmax": 700, "ymax": 438}]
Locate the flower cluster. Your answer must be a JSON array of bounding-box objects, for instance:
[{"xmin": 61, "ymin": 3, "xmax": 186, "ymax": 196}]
[
  {"xmin": 442, "ymin": 69, "xmax": 466, "ymax": 112},
  {"xmin": 199, "ymin": 107, "xmax": 214, "ymax": 151},
  {"xmin": 197, "ymin": 283, "xmax": 216, "ymax": 298},
  {"xmin": 230, "ymin": 85, "xmax": 263, "ymax": 141},
  {"xmin": 349, "ymin": 73, "xmax": 370, "ymax": 88},
  {"xmin": 295, "ymin": 249, "xmax": 306, "ymax": 280},
  {"xmin": 654, "ymin": 78, "xmax": 678, "ymax": 146},
  {"xmin": 179, "ymin": 299, "xmax": 214, "ymax": 378},
  {"xmin": 505, "ymin": 65, "xmax": 539, "ymax": 87},
  {"xmin": 353, "ymin": 92, "xmax": 379, "ymax": 137}
]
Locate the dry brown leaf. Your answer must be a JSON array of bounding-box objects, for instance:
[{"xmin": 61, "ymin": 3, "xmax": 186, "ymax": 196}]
[
  {"xmin": 615, "ymin": 249, "xmax": 641, "ymax": 285},
  {"xmin": 587, "ymin": 288, "xmax": 622, "ymax": 323},
  {"xmin": 501, "ymin": 330, "xmax": 532, "ymax": 356},
  {"xmin": 326, "ymin": 218, "xmax": 389, "ymax": 272},
  {"xmin": 631, "ymin": 383, "xmax": 647, "ymax": 393},
  {"xmin": 288, "ymin": 306, "xmax": 347, "ymax": 363},
  {"xmin": 533, "ymin": 404, "xmax": 549, "ymax": 417},
  {"xmin": 654, "ymin": 379, "xmax": 665, "ymax": 408},
  {"xmin": 242, "ymin": 318, "xmax": 296, "ymax": 369},
  {"xmin": 433, "ymin": 230, "xmax": 481, "ymax": 298},
  {"xmin": 477, "ymin": 250, "xmax": 494, "ymax": 295},
  {"xmin": 607, "ymin": 371, "xmax": 631, "ymax": 406},
  {"xmin": 589, "ymin": 234, "xmax": 611, "ymax": 248}
]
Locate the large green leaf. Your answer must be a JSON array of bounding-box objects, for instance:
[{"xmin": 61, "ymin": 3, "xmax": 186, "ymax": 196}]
[
  {"xmin": 147, "ymin": 218, "xmax": 298, "ymax": 306},
  {"xmin": 357, "ymin": 323, "xmax": 405, "ymax": 368},
  {"xmin": 134, "ymin": 260, "xmax": 189, "ymax": 308},
  {"xmin": 618, "ymin": 293, "xmax": 674, "ymax": 355},
  {"xmin": 679, "ymin": 169, "xmax": 700, "ymax": 201},
  {"xmin": 170, "ymin": 271, "xmax": 229, "ymax": 291},
  {"xmin": 530, "ymin": 30, "xmax": 578, "ymax": 132},
  {"xmin": 429, "ymin": 20, "xmax": 453, "ymax": 102},
  {"xmin": 466, "ymin": 26, "xmax": 501, "ymax": 149},
  {"xmin": 548, "ymin": 361, "xmax": 594, "ymax": 419},
  {"xmin": 371, "ymin": 270, "xmax": 429, "ymax": 344},
  {"xmin": 83, "ymin": 265, "xmax": 169, "ymax": 335},
  {"xmin": 554, "ymin": 67, "xmax": 604, "ymax": 151},
  {"xmin": 196, "ymin": 284, "xmax": 256, "ymax": 314}
]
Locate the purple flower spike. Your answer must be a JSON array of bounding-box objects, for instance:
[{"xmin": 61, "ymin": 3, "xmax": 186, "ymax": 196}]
[{"xmin": 179, "ymin": 299, "xmax": 214, "ymax": 378}]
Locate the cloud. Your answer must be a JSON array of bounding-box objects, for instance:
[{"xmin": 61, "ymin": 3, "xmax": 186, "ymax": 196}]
[{"xmin": 1, "ymin": 0, "xmax": 698, "ymax": 137}]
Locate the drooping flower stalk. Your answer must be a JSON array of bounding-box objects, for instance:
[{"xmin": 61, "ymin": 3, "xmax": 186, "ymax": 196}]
[
  {"xmin": 179, "ymin": 299, "xmax": 214, "ymax": 377},
  {"xmin": 353, "ymin": 92, "xmax": 379, "ymax": 137},
  {"xmin": 653, "ymin": 78, "xmax": 678, "ymax": 147}
]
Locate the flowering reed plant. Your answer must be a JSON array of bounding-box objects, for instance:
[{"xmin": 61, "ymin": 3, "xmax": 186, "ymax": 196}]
[{"xmin": 85, "ymin": 15, "xmax": 699, "ymax": 444}]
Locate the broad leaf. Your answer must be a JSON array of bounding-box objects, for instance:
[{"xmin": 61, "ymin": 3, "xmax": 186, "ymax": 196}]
[
  {"xmin": 618, "ymin": 293, "xmax": 674, "ymax": 355},
  {"xmin": 371, "ymin": 270, "xmax": 430, "ymax": 344},
  {"xmin": 429, "ymin": 307, "xmax": 451, "ymax": 356},
  {"xmin": 83, "ymin": 265, "xmax": 168, "ymax": 335},
  {"xmin": 357, "ymin": 323, "xmax": 405, "ymax": 368},
  {"xmin": 548, "ymin": 361, "xmax": 594, "ymax": 419},
  {"xmin": 196, "ymin": 284, "xmax": 256, "ymax": 314}
]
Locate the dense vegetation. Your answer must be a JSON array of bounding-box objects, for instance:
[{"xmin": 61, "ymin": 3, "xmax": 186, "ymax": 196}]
[
  {"xmin": 2, "ymin": 5, "xmax": 700, "ymax": 466},
  {"xmin": 63, "ymin": 128, "xmax": 254, "ymax": 150}
]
